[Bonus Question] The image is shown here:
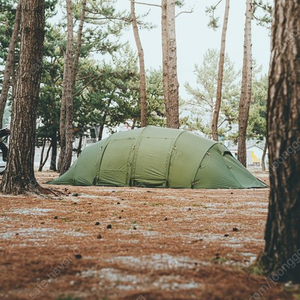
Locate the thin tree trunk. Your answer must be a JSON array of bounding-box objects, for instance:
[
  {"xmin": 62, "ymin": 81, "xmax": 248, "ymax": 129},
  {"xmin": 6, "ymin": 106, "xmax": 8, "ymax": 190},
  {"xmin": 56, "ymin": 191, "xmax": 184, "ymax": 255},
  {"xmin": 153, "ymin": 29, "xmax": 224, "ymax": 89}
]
[
  {"xmin": 257, "ymin": 0, "xmax": 300, "ymax": 282},
  {"xmin": 59, "ymin": 0, "xmax": 74, "ymax": 175},
  {"xmin": 98, "ymin": 124, "xmax": 104, "ymax": 141},
  {"xmin": 1, "ymin": 0, "xmax": 45, "ymax": 194},
  {"xmin": 38, "ymin": 138, "xmax": 46, "ymax": 171},
  {"xmin": 131, "ymin": 0, "xmax": 147, "ymax": 127},
  {"xmin": 261, "ymin": 140, "xmax": 267, "ymax": 171},
  {"xmin": 131, "ymin": 118, "xmax": 136, "ymax": 129},
  {"xmin": 97, "ymin": 98, "xmax": 112, "ymax": 141},
  {"xmin": 76, "ymin": 134, "xmax": 83, "ymax": 157},
  {"xmin": 38, "ymin": 140, "xmax": 52, "ymax": 171},
  {"xmin": 0, "ymin": 0, "xmax": 22, "ymax": 128},
  {"xmin": 72, "ymin": 0, "xmax": 86, "ymax": 89},
  {"xmin": 166, "ymin": 0, "xmax": 179, "ymax": 129},
  {"xmin": 209, "ymin": 104, "xmax": 214, "ymax": 132},
  {"xmin": 161, "ymin": 0, "xmax": 170, "ymax": 127},
  {"xmin": 50, "ymin": 129, "xmax": 57, "ymax": 171},
  {"xmin": 59, "ymin": 0, "xmax": 86, "ymax": 175},
  {"xmin": 237, "ymin": 0, "xmax": 253, "ymax": 167},
  {"xmin": 212, "ymin": 0, "xmax": 230, "ymax": 141},
  {"xmin": 58, "ymin": 53, "xmax": 67, "ymax": 172}
]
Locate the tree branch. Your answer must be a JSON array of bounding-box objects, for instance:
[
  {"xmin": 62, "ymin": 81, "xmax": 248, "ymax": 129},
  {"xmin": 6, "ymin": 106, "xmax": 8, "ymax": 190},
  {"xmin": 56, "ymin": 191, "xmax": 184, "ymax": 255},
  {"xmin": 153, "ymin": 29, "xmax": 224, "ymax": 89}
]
[
  {"xmin": 213, "ymin": 0, "xmax": 224, "ymax": 10},
  {"xmin": 132, "ymin": 1, "xmax": 161, "ymax": 8},
  {"xmin": 176, "ymin": 6, "xmax": 194, "ymax": 18},
  {"xmin": 73, "ymin": 76, "xmax": 99, "ymax": 97}
]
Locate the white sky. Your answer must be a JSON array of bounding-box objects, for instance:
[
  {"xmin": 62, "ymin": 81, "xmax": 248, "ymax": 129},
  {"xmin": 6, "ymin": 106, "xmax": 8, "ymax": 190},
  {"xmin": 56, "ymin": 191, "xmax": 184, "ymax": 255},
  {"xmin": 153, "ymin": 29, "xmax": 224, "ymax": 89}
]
[{"xmin": 116, "ymin": 0, "xmax": 271, "ymax": 99}]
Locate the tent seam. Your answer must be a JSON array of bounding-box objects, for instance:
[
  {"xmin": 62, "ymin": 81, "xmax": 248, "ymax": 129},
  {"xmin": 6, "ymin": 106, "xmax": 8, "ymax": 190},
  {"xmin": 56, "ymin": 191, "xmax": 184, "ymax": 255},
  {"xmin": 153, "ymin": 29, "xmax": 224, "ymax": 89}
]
[
  {"xmin": 166, "ymin": 130, "xmax": 186, "ymax": 187},
  {"xmin": 192, "ymin": 141, "xmax": 219, "ymax": 188}
]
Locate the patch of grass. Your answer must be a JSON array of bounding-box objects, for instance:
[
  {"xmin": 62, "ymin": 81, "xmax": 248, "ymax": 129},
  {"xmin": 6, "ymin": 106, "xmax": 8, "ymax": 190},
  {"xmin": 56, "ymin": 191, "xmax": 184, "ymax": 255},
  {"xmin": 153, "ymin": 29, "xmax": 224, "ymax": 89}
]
[
  {"xmin": 151, "ymin": 202, "xmax": 163, "ymax": 207},
  {"xmin": 244, "ymin": 262, "xmax": 265, "ymax": 276},
  {"xmin": 60, "ymin": 217, "xmax": 73, "ymax": 222},
  {"xmin": 130, "ymin": 235, "xmax": 138, "ymax": 239},
  {"xmin": 293, "ymin": 293, "xmax": 300, "ymax": 299},
  {"xmin": 212, "ymin": 256, "xmax": 230, "ymax": 263}
]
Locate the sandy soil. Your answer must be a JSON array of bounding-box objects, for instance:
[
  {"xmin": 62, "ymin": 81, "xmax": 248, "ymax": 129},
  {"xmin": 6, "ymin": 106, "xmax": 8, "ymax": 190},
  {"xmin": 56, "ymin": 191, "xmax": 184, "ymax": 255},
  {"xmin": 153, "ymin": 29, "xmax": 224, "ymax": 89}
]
[{"xmin": 0, "ymin": 170, "xmax": 299, "ymax": 300}]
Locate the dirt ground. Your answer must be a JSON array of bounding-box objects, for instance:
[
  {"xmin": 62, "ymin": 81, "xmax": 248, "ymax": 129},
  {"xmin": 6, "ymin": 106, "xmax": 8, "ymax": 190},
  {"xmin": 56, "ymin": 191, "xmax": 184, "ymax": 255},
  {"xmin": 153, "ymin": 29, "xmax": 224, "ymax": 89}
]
[{"xmin": 0, "ymin": 170, "xmax": 299, "ymax": 300}]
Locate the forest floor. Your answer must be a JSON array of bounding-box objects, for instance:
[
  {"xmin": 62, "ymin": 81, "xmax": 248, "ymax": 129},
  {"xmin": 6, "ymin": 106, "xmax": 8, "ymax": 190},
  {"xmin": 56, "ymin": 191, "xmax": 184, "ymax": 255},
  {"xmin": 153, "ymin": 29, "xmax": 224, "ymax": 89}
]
[{"xmin": 0, "ymin": 170, "xmax": 299, "ymax": 300}]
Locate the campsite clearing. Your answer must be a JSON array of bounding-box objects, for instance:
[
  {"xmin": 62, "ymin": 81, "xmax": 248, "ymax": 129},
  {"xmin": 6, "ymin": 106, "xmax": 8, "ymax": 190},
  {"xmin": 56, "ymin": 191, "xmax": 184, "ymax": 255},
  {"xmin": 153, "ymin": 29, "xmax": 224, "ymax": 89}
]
[{"xmin": 0, "ymin": 171, "xmax": 298, "ymax": 300}]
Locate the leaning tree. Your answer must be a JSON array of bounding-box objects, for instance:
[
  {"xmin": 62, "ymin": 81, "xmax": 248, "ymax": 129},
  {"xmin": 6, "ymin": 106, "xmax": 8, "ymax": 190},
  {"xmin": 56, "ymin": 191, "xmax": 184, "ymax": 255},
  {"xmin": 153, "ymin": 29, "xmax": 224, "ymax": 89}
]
[
  {"xmin": 1, "ymin": 0, "xmax": 45, "ymax": 194},
  {"xmin": 257, "ymin": 0, "xmax": 300, "ymax": 282}
]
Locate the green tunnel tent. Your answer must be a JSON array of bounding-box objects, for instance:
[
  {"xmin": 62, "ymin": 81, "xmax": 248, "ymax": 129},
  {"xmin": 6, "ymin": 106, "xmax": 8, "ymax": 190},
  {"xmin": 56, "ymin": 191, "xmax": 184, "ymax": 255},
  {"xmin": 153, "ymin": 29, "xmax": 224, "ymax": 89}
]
[{"xmin": 49, "ymin": 126, "xmax": 266, "ymax": 189}]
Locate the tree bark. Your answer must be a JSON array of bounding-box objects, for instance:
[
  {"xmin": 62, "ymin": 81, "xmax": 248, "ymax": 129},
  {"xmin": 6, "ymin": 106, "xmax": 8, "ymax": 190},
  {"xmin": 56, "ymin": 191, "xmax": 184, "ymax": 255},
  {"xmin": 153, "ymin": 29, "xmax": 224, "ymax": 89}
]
[
  {"xmin": 38, "ymin": 139, "xmax": 52, "ymax": 172},
  {"xmin": 131, "ymin": 0, "xmax": 147, "ymax": 127},
  {"xmin": 261, "ymin": 140, "xmax": 267, "ymax": 171},
  {"xmin": 76, "ymin": 134, "xmax": 83, "ymax": 157},
  {"xmin": 257, "ymin": 0, "xmax": 300, "ymax": 283},
  {"xmin": 50, "ymin": 128, "xmax": 57, "ymax": 171},
  {"xmin": 1, "ymin": 0, "xmax": 45, "ymax": 194},
  {"xmin": 161, "ymin": 0, "xmax": 170, "ymax": 127},
  {"xmin": 212, "ymin": 0, "xmax": 230, "ymax": 141},
  {"xmin": 161, "ymin": 0, "xmax": 179, "ymax": 129},
  {"xmin": 166, "ymin": 0, "xmax": 179, "ymax": 129},
  {"xmin": 72, "ymin": 0, "xmax": 86, "ymax": 89},
  {"xmin": 58, "ymin": 53, "xmax": 67, "ymax": 172},
  {"xmin": 38, "ymin": 138, "xmax": 46, "ymax": 171},
  {"xmin": 98, "ymin": 124, "xmax": 105, "ymax": 141},
  {"xmin": 238, "ymin": 0, "xmax": 253, "ymax": 166},
  {"xmin": 0, "ymin": 0, "xmax": 22, "ymax": 128},
  {"xmin": 59, "ymin": 0, "xmax": 86, "ymax": 175},
  {"xmin": 59, "ymin": 0, "xmax": 74, "ymax": 175}
]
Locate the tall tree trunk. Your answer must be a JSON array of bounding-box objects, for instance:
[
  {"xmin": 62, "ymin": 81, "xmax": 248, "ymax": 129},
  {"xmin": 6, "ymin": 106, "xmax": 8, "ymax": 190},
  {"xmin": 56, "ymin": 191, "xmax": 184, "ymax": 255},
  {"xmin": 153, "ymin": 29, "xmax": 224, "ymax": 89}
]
[
  {"xmin": 131, "ymin": 118, "xmax": 136, "ymax": 129},
  {"xmin": 257, "ymin": 0, "xmax": 300, "ymax": 283},
  {"xmin": 59, "ymin": 0, "xmax": 74, "ymax": 175},
  {"xmin": 166, "ymin": 0, "xmax": 179, "ymax": 129},
  {"xmin": 38, "ymin": 139, "xmax": 52, "ymax": 172},
  {"xmin": 237, "ymin": 0, "xmax": 253, "ymax": 167},
  {"xmin": 161, "ymin": 0, "xmax": 170, "ymax": 127},
  {"xmin": 98, "ymin": 124, "xmax": 104, "ymax": 141},
  {"xmin": 0, "ymin": 0, "xmax": 22, "ymax": 128},
  {"xmin": 72, "ymin": 0, "xmax": 86, "ymax": 89},
  {"xmin": 58, "ymin": 54, "xmax": 67, "ymax": 172},
  {"xmin": 1, "ymin": 0, "xmax": 45, "ymax": 194},
  {"xmin": 76, "ymin": 134, "xmax": 83, "ymax": 157},
  {"xmin": 131, "ymin": 0, "xmax": 147, "ymax": 127},
  {"xmin": 59, "ymin": 0, "xmax": 86, "ymax": 175},
  {"xmin": 38, "ymin": 138, "xmax": 47, "ymax": 171},
  {"xmin": 212, "ymin": 0, "xmax": 230, "ymax": 141},
  {"xmin": 50, "ymin": 128, "xmax": 57, "ymax": 171},
  {"xmin": 261, "ymin": 140, "xmax": 267, "ymax": 171}
]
